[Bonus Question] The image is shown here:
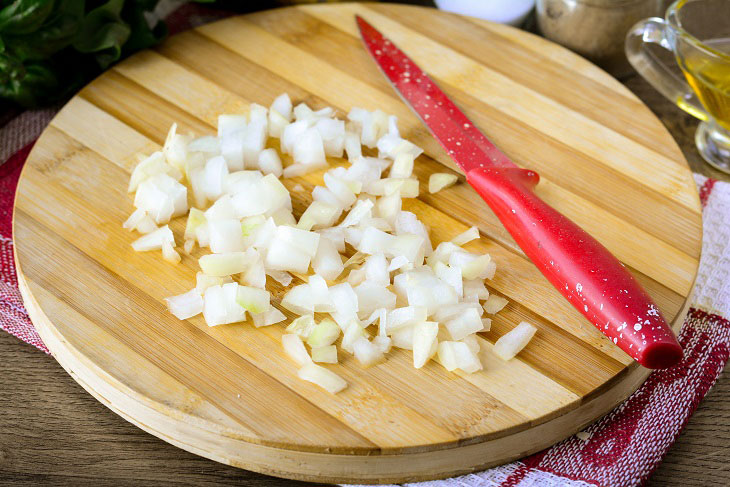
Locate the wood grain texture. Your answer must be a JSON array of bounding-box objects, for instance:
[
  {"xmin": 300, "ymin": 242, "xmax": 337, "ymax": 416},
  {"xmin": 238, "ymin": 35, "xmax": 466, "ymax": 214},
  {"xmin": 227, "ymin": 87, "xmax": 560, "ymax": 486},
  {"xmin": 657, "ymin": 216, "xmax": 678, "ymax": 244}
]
[{"xmin": 11, "ymin": 4, "xmax": 702, "ymax": 483}]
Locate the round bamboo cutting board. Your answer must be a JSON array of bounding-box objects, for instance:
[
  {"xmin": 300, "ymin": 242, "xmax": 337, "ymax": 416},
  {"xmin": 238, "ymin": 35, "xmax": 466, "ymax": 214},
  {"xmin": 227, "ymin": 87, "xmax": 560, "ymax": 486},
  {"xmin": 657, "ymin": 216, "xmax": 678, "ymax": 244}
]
[{"xmin": 13, "ymin": 3, "xmax": 702, "ymax": 484}]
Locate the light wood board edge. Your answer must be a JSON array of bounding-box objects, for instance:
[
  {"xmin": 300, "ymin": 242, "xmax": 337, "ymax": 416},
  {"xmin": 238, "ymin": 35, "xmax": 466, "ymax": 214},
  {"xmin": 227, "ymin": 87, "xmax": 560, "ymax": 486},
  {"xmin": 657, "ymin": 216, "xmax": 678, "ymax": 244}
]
[{"xmin": 16, "ymin": 239, "xmax": 691, "ymax": 483}]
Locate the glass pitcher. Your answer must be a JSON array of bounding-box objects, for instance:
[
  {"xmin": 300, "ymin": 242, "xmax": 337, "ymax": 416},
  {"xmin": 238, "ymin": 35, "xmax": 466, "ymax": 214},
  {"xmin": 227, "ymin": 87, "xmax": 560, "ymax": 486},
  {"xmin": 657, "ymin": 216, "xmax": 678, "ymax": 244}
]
[{"xmin": 626, "ymin": 0, "xmax": 730, "ymax": 173}]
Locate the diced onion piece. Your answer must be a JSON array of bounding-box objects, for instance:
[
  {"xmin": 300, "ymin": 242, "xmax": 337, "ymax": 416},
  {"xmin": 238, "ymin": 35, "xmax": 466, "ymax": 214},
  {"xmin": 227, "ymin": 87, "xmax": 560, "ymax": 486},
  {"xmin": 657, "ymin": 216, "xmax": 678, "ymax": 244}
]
[
  {"xmin": 389, "ymin": 153, "xmax": 414, "ymax": 179},
  {"xmin": 271, "ymin": 93, "xmax": 293, "ymax": 121},
  {"xmin": 388, "ymin": 255, "xmax": 410, "ymax": 272},
  {"xmin": 483, "ymin": 295, "xmax": 509, "ymax": 314},
  {"xmin": 461, "ymin": 334, "xmax": 481, "ymax": 354},
  {"xmin": 266, "ymin": 239, "xmax": 311, "ymax": 274},
  {"xmin": 257, "ymin": 148, "xmax": 283, "ymax": 178},
  {"xmin": 432, "ymin": 302, "xmax": 483, "ymax": 323},
  {"xmin": 391, "ymin": 325, "xmax": 415, "ymax": 350},
  {"xmin": 344, "ymin": 158, "xmax": 382, "ymax": 185},
  {"xmin": 324, "ymin": 172, "xmax": 357, "ymax": 208},
  {"xmin": 162, "ymin": 241, "xmax": 181, "ymax": 263},
  {"xmin": 444, "ymin": 307, "xmax": 484, "ymax": 340},
  {"xmin": 344, "ymin": 131, "xmax": 362, "ymax": 162},
  {"xmin": 188, "ymin": 135, "xmax": 220, "ymax": 154},
  {"xmin": 204, "ymin": 195, "xmax": 235, "ymax": 221},
  {"xmin": 276, "ymin": 225, "xmax": 320, "ymax": 257},
  {"xmin": 353, "ymin": 337, "xmax": 385, "ymax": 367},
  {"xmin": 225, "ymin": 170, "xmax": 263, "ymax": 195},
  {"xmin": 231, "ymin": 173, "xmax": 291, "ymax": 218},
  {"xmin": 236, "ymin": 285, "xmax": 270, "ymax": 314},
  {"xmin": 195, "ymin": 272, "xmax": 233, "ymax": 294},
  {"xmin": 412, "ymin": 321, "xmax": 439, "ymax": 369},
  {"xmin": 341, "ymin": 320, "xmax": 368, "ymax": 354},
  {"xmin": 393, "ymin": 268, "xmax": 458, "ymax": 315},
  {"xmin": 188, "ymin": 167, "xmax": 207, "ymax": 208},
  {"xmin": 266, "ymin": 269, "xmax": 293, "ymax": 287},
  {"xmin": 220, "ymin": 132, "xmax": 244, "ymax": 171},
  {"xmin": 481, "ymin": 318, "xmax": 492, "ymax": 332},
  {"xmin": 328, "ymin": 283, "xmax": 359, "ymax": 329},
  {"xmin": 249, "ymin": 103, "xmax": 268, "ymax": 124},
  {"xmin": 387, "ymin": 233, "xmax": 426, "ymax": 265},
  {"xmin": 493, "ymin": 322, "xmax": 537, "ymax": 360},
  {"xmin": 242, "ymin": 119, "xmax": 267, "ymax": 167},
  {"xmin": 358, "ymin": 227, "xmax": 396, "ymax": 255},
  {"xmin": 271, "ymin": 207, "xmax": 296, "ymax": 226},
  {"xmin": 311, "ymin": 345, "xmax": 338, "ymax": 364},
  {"xmin": 312, "ymin": 236, "xmax": 344, "ymax": 281},
  {"xmin": 297, "ymin": 363, "xmax": 347, "ymax": 394},
  {"xmin": 128, "ymin": 151, "xmax": 181, "ymax": 193},
  {"xmin": 428, "ymin": 241, "xmax": 461, "ymax": 267},
  {"xmin": 367, "ymin": 178, "xmax": 419, "ymax": 197},
  {"xmin": 438, "ymin": 341, "xmax": 483, "ymax": 373},
  {"xmin": 202, "ymin": 156, "xmax": 229, "ymax": 201},
  {"xmin": 306, "ymin": 318, "xmax": 341, "ymax": 348},
  {"xmin": 123, "ymin": 208, "xmax": 150, "ymax": 232},
  {"xmin": 268, "ymin": 109, "xmax": 289, "ymax": 139},
  {"xmin": 318, "ymin": 227, "xmax": 345, "ymax": 252},
  {"xmin": 449, "ymin": 251, "xmax": 493, "ymax": 280},
  {"xmin": 282, "ymin": 334, "xmax": 312, "ymax": 366},
  {"xmin": 429, "ymin": 173, "xmax": 458, "ymax": 193},
  {"xmin": 373, "ymin": 335, "xmax": 392, "ymax": 354},
  {"xmin": 312, "ymin": 185, "xmax": 342, "ymax": 209},
  {"xmin": 131, "ymin": 225, "xmax": 174, "ymax": 251},
  {"xmin": 203, "ymin": 283, "xmax": 246, "ymax": 326},
  {"xmin": 134, "ymin": 173, "xmax": 187, "ymax": 224},
  {"xmin": 184, "ymin": 208, "xmax": 206, "ymax": 240},
  {"xmin": 363, "ymin": 253, "xmax": 389, "ymax": 286},
  {"xmin": 374, "ymin": 192, "xmax": 402, "ymax": 226},
  {"xmin": 286, "ymin": 315, "xmax": 316, "ymax": 339},
  {"xmin": 218, "ymin": 114, "xmax": 247, "ymax": 137},
  {"xmin": 281, "ymin": 120, "xmax": 310, "ymax": 155},
  {"xmin": 298, "ymin": 201, "xmax": 341, "ymax": 231},
  {"xmin": 452, "ymin": 226, "xmax": 479, "ymax": 246},
  {"xmin": 251, "ymin": 307, "xmax": 287, "ymax": 328},
  {"xmin": 241, "ymin": 214, "xmax": 266, "ymax": 238},
  {"xmin": 281, "ymin": 284, "xmax": 315, "ymax": 315},
  {"xmin": 293, "ymin": 127, "xmax": 327, "ymax": 168},
  {"xmin": 163, "ymin": 124, "xmax": 189, "ymax": 171},
  {"xmin": 195, "ymin": 222, "xmax": 210, "ymax": 248},
  {"xmin": 165, "ymin": 289, "xmax": 203, "ymax": 320},
  {"xmin": 463, "ymin": 279, "xmax": 490, "ymax": 302},
  {"xmin": 242, "ymin": 250, "xmax": 266, "ymax": 288},
  {"xmin": 354, "ymin": 281, "xmax": 396, "ymax": 317},
  {"xmin": 387, "ymin": 306, "xmax": 428, "ymax": 332},
  {"xmin": 316, "ymin": 118, "xmax": 345, "ymax": 157},
  {"xmin": 434, "ymin": 261, "xmax": 463, "ymax": 297},
  {"xmin": 199, "ymin": 251, "xmax": 251, "ymax": 276},
  {"xmin": 338, "ymin": 199, "xmax": 374, "ymax": 228},
  {"xmin": 208, "ymin": 219, "xmax": 246, "ymax": 253},
  {"xmin": 183, "ymin": 239, "xmax": 195, "ymax": 253}
]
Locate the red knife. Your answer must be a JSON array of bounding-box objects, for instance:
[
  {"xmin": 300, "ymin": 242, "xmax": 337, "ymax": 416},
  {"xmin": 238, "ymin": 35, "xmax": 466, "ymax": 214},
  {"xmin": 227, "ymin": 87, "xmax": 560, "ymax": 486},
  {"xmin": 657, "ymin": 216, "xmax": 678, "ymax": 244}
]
[{"xmin": 356, "ymin": 16, "xmax": 683, "ymax": 369}]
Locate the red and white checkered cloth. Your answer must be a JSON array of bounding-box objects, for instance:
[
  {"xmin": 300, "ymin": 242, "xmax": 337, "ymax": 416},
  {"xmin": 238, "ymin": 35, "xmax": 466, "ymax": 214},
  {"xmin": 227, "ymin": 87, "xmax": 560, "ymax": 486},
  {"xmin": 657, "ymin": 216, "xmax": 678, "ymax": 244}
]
[{"xmin": 1, "ymin": 4, "xmax": 729, "ymax": 487}]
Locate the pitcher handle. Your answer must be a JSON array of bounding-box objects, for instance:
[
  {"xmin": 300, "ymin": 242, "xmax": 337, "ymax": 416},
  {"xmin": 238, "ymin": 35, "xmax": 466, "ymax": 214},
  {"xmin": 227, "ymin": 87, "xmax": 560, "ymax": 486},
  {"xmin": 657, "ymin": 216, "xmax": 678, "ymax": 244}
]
[{"xmin": 625, "ymin": 17, "xmax": 709, "ymax": 120}]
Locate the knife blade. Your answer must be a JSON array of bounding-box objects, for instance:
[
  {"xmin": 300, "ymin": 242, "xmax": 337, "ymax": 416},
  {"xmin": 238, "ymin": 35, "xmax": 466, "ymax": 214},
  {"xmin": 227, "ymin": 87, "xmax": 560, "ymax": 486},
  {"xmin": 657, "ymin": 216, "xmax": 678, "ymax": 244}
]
[{"xmin": 356, "ymin": 15, "xmax": 683, "ymax": 369}]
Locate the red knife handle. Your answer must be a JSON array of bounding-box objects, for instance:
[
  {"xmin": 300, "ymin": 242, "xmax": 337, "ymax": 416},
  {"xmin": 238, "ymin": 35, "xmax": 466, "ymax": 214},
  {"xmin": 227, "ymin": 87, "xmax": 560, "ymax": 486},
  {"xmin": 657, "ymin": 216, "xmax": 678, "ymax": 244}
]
[{"xmin": 467, "ymin": 166, "xmax": 682, "ymax": 369}]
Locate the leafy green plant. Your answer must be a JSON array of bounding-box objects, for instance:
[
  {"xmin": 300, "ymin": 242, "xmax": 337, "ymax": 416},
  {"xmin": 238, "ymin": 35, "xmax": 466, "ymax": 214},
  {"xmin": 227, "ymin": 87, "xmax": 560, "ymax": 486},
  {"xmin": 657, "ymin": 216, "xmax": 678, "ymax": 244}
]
[{"xmin": 0, "ymin": 0, "xmax": 209, "ymax": 107}]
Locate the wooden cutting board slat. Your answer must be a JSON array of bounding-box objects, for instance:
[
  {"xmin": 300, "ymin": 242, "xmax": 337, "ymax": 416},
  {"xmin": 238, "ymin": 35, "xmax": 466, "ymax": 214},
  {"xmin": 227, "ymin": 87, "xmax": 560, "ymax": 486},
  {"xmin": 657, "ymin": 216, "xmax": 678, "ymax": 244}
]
[{"xmin": 13, "ymin": 3, "xmax": 702, "ymax": 483}]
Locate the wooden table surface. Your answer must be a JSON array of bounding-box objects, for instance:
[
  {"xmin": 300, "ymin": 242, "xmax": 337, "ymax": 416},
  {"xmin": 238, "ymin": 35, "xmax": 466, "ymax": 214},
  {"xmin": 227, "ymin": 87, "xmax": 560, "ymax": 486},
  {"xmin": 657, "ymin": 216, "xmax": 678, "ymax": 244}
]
[{"xmin": 1, "ymin": 53, "xmax": 728, "ymax": 487}]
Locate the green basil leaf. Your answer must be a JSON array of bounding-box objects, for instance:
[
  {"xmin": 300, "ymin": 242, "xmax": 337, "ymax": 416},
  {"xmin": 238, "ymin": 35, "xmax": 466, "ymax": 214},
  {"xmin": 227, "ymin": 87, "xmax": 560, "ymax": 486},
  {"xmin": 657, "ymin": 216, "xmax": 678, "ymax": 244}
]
[
  {"xmin": 73, "ymin": 0, "xmax": 131, "ymax": 68},
  {"xmin": 0, "ymin": 0, "xmax": 55, "ymax": 35},
  {"xmin": 121, "ymin": 0, "xmax": 166, "ymax": 54},
  {"xmin": 0, "ymin": 59, "xmax": 58, "ymax": 107},
  {"xmin": 4, "ymin": 0, "xmax": 84, "ymax": 60}
]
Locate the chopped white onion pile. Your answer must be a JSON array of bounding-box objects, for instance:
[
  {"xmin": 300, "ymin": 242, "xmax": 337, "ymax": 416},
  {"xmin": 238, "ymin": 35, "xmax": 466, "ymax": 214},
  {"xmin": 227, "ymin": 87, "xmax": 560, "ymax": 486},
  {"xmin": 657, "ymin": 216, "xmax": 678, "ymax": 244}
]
[{"xmin": 123, "ymin": 94, "xmax": 536, "ymax": 394}]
